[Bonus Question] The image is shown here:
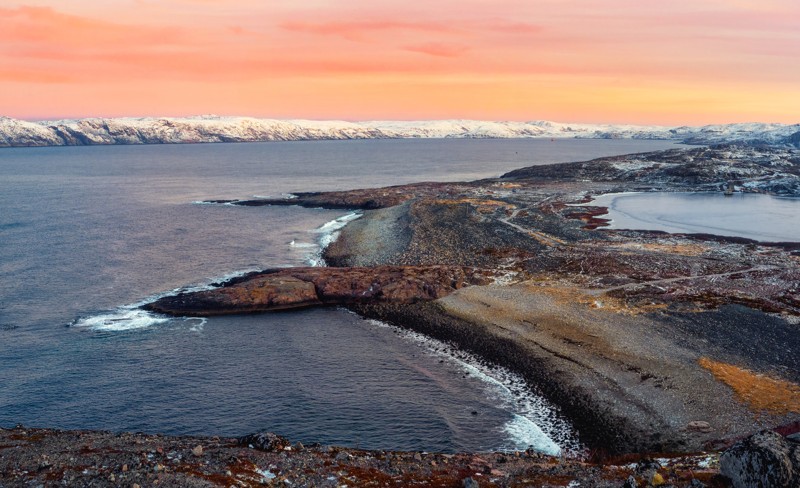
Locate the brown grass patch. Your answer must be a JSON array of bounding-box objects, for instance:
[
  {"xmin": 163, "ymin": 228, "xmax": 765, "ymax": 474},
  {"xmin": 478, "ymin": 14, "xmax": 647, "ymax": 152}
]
[
  {"xmin": 605, "ymin": 242, "xmax": 708, "ymax": 257},
  {"xmin": 521, "ymin": 282, "xmax": 667, "ymax": 316},
  {"xmin": 698, "ymin": 357, "xmax": 800, "ymax": 415}
]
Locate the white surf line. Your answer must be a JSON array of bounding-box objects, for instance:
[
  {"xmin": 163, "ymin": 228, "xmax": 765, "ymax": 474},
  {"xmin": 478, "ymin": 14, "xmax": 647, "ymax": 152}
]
[
  {"xmin": 361, "ymin": 315, "xmax": 585, "ymax": 457},
  {"xmin": 71, "ymin": 269, "xmax": 261, "ymax": 332},
  {"xmin": 302, "ymin": 211, "xmax": 362, "ymax": 267},
  {"xmin": 76, "ymin": 205, "xmax": 362, "ymax": 331},
  {"xmin": 308, "ymin": 210, "xmax": 581, "ymax": 455}
]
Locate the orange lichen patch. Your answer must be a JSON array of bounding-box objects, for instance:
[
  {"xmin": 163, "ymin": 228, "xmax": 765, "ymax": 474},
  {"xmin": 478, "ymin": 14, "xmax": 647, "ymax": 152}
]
[{"xmin": 698, "ymin": 357, "xmax": 800, "ymax": 415}]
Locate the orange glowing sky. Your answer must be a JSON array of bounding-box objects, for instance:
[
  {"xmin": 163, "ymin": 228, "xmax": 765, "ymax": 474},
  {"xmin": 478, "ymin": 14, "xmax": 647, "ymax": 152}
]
[{"xmin": 2, "ymin": 0, "xmax": 798, "ymax": 124}]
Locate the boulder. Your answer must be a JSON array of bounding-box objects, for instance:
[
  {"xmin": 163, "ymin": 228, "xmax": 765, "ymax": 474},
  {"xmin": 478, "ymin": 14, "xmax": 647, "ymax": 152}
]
[
  {"xmin": 720, "ymin": 430, "xmax": 799, "ymax": 488},
  {"xmin": 238, "ymin": 432, "xmax": 291, "ymax": 452}
]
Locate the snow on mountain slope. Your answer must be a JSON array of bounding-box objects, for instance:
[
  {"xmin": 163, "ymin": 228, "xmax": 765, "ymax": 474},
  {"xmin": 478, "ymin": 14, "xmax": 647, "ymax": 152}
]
[{"xmin": 0, "ymin": 115, "xmax": 797, "ymax": 148}]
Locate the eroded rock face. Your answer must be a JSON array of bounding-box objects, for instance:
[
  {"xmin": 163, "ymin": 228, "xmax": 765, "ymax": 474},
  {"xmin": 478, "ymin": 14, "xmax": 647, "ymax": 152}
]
[
  {"xmin": 143, "ymin": 266, "xmax": 495, "ymax": 316},
  {"xmin": 720, "ymin": 430, "xmax": 799, "ymax": 488}
]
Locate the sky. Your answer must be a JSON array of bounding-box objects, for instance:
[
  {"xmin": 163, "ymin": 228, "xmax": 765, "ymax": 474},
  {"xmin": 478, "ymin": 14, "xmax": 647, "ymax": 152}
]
[{"xmin": 1, "ymin": 0, "xmax": 798, "ymax": 125}]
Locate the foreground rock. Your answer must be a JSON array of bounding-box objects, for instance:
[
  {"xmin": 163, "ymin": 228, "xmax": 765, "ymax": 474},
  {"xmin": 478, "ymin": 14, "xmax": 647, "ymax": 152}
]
[
  {"xmin": 0, "ymin": 427, "xmax": 726, "ymax": 487},
  {"xmin": 720, "ymin": 430, "xmax": 800, "ymax": 488},
  {"xmin": 144, "ymin": 266, "xmax": 496, "ymax": 316}
]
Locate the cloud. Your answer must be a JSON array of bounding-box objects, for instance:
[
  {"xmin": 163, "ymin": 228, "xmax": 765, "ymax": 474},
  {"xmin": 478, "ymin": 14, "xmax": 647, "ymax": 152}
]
[
  {"xmin": 280, "ymin": 20, "xmax": 456, "ymax": 41},
  {"xmin": 0, "ymin": 6, "xmax": 183, "ymax": 49},
  {"xmin": 403, "ymin": 43, "xmax": 470, "ymax": 57}
]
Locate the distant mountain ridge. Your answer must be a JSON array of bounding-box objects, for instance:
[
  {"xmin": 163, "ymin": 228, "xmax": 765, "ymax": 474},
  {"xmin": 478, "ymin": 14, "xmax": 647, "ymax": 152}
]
[{"xmin": 1, "ymin": 115, "xmax": 798, "ymax": 148}]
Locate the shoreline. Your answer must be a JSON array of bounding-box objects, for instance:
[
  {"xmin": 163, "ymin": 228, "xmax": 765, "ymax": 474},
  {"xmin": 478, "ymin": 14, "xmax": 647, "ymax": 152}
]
[
  {"xmin": 145, "ymin": 143, "xmax": 800, "ymax": 456},
  {"xmin": 5, "ymin": 142, "xmax": 800, "ymax": 486}
]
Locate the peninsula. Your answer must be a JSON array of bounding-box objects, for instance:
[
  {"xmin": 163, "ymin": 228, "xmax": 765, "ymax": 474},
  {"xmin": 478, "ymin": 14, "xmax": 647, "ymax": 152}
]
[{"xmin": 5, "ymin": 143, "xmax": 800, "ymax": 487}]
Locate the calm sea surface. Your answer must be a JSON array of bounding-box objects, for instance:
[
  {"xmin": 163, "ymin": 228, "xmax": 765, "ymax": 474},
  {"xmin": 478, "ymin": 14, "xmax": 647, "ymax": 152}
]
[
  {"xmin": 591, "ymin": 192, "xmax": 800, "ymax": 242},
  {"xmin": 0, "ymin": 138, "xmax": 679, "ymax": 454}
]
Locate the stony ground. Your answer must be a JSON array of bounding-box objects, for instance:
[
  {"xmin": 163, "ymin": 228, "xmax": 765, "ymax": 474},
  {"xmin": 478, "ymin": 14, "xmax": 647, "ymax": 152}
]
[{"xmin": 0, "ymin": 427, "xmax": 727, "ymax": 487}]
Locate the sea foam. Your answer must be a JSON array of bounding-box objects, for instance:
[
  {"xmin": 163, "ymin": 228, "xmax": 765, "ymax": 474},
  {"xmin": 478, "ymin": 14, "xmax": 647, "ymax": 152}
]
[
  {"xmin": 71, "ymin": 269, "xmax": 258, "ymax": 332},
  {"xmin": 73, "ymin": 308, "xmax": 169, "ymax": 332},
  {"xmin": 74, "ymin": 210, "xmax": 363, "ymax": 332},
  {"xmin": 363, "ymin": 316, "xmax": 584, "ymax": 457},
  {"xmin": 302, "ymin": 212, "xmax": 361, "ymax": 267}
]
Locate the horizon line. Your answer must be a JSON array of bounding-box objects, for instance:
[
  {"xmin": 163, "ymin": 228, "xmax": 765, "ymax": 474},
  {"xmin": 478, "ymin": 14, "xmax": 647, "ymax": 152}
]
[{"xmin": 6, "ymin": 114, "xmax": 799, "ymax": 128}]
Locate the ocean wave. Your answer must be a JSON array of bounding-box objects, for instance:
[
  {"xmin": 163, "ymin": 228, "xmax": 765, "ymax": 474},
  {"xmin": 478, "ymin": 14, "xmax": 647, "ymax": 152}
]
[
  {"xmin": 71, "ymin": 269, "xmax": 258, "ymax": 332},
  {"xmin": 363, "ymin": 316, "xmax": 583, "ymax": 457},
  {"xmin": 72, "ymin": 308, "xmax": 169, "ymax": 332},
  {"xmin": 191, "ymin": 200, "xmax": 235, "ymax": 206},
  {"xmin": 298, "ymin": 212, "xmax": 361, "ymax": 267}
]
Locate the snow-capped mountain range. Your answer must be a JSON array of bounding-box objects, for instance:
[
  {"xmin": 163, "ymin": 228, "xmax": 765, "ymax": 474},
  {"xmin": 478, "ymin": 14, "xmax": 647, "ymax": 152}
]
[{"xmin": 0, "ymin": 115, "xmax": 798, "ymax": 148}]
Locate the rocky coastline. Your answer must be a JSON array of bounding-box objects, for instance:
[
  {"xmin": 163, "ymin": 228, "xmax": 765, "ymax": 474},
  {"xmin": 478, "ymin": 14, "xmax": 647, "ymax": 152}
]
[{"xmin": 4, "ymin": 143, "xmax": 800, "ymax": 486}]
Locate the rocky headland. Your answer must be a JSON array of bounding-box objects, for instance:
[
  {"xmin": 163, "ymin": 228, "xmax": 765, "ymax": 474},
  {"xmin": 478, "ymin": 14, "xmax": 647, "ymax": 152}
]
[
  {"xmin": 4, "ymin": 143, "xmax": 800, "ymax": 487},
  {"xmin": 185, "ymin": 144, "xmax": 800, "ymax": 456}
]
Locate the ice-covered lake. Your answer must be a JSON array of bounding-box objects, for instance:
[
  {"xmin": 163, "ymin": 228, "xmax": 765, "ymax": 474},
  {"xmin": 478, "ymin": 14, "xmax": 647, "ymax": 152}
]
[{"xmin": 589, "ymin": 192, "xmax": 800, "ymax": 242}]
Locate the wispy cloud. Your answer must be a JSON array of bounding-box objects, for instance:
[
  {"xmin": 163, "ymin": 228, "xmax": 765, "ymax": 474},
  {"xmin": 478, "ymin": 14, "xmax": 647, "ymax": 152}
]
[
  {"xmin": 280, "ymin": 20, "xmax": 456, "ymax": 41},
  {"xmin": 403, "ymin": 43, "xmax": 470, "ymax": 57}
]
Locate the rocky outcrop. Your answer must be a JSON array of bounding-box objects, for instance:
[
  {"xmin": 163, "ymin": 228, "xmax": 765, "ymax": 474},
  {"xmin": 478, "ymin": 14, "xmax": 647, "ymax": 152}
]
[
  {"xmin": 143, "ymin": 266, "xmax": 496, "ymax": 316},
  {"xmin": 720, "ymin": 430, "xmax": 800, "ymax": 488}
]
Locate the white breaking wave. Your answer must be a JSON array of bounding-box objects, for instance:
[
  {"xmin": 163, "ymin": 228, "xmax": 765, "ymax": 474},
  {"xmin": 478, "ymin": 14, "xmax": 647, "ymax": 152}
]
[
  {"xmin": 301, "ymin": 212, "xmax": 362, "ymax": 267},
  {"xmin": 75, "ymin": 210, "xmax": 363, "ymax": 332},
  {"xmin": 71, "ymin": 269, "xmax": 258, "ymax": 332},
  {"xmin": 363, "ymin": 317, "xmax": 584, "ymax": 457},
  {"xmin": 73, "ymin": 308, "xmax": 169, "ymax": 332}
]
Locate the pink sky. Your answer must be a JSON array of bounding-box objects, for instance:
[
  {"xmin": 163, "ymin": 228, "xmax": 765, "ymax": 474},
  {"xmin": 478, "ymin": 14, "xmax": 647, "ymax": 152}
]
[{"xmin": 1, "ymin": 0, "xmax": 798, "ymax": 124}]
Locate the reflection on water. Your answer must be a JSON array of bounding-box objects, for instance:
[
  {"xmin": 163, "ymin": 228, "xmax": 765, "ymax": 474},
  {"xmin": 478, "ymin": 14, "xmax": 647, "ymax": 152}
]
[{"xmin": 590, "ymin": 192, "xmax": 800, "ymax": 242}]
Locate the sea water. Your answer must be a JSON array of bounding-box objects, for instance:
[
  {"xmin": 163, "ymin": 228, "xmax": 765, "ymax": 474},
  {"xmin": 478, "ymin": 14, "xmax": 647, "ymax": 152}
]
[{"xmin": 0, "ymin": 138, "xmax": 678, "ymax": 454}]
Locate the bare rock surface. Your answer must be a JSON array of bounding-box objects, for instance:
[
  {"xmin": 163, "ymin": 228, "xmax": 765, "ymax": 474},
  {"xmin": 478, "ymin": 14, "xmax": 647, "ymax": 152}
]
[
  {"xmin": 144, "ymin": 266, "xmax": 496, "ymax": 316},
  {"xmin": 720, "ymin": 430, "xmax": 800, "ymax": 488}
]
